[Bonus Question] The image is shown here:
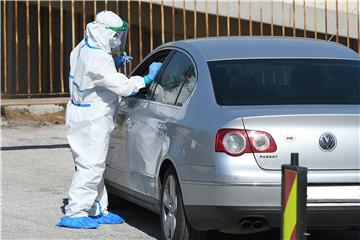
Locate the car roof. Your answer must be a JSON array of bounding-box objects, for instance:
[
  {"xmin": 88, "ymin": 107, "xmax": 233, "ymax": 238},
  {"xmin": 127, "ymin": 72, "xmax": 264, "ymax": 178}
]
[{"xmin": 161, "ymin": 37, "xmax": 360, "ymax": 61}]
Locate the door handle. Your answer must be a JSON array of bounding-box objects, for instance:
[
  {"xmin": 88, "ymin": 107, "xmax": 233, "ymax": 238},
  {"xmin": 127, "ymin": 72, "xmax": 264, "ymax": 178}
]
[
  {"xmin": 157, "ymin": 122, "xmax": 167, "ymax": 132},
  {"xmin": 126, "ymin": 117, "xmax": 136, "ymax": 128}
]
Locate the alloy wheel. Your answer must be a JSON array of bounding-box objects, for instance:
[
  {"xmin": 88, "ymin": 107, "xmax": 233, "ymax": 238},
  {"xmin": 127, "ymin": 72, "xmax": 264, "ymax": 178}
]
[{"xmin": 162, "ymin": 175, "xmax": 178, "ymax": 240}]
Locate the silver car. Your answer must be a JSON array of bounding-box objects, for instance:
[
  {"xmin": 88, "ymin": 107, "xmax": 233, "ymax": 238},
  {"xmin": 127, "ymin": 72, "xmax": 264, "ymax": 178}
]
[{"xmin": 105, "ymin": 37, "xmax": 360, "ymax": 239}]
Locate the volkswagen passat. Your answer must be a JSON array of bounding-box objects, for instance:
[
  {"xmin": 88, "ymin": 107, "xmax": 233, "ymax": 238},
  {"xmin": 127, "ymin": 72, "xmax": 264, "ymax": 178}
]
[{"xmin": 105, "ymin": 37, "xmax": 360, "ymax": 240}]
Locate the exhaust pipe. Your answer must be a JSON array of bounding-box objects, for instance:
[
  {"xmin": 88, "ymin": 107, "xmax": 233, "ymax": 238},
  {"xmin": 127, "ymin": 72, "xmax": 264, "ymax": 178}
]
[
  {"xmin": 253, "ymin": 220, "xmax": 264, "ymax": 229},
  {"xmin": 221, "ymin": 217, "xmax": 269, "ymax": 234},
  {"xmin": 239, "ymin": 220, "xmax": 253, "ymax": 229}
]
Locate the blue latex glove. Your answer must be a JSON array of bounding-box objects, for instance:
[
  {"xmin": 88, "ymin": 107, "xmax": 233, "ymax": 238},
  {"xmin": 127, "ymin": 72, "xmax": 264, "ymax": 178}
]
[
  {"xmin": 144, "ymin": 62, "xmax": 162, "ymax": 85},
  {"xmin": 114, "ymin": 55, "xmax": 133, "ymax": 68}
]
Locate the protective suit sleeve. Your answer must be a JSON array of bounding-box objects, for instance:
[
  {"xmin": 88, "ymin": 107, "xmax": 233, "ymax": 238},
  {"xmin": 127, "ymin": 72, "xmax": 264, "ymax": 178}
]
[
  {"xmin": 88, "ymin": 52, "xmax": 145, "ymax": 97},
  {"xmin": 68, "ymin": 44, "xmax": 82, "ymax": 96}
]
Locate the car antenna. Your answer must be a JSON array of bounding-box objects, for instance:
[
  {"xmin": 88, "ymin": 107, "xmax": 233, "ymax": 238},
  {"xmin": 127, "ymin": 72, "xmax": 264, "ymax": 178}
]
[
  {"xmin": 327, "ymin": 33, "xmax": 336, "ymax": 42},
  {"xmin": 328, "ymin": 6, "xmax": 357, "ymax": 42}
]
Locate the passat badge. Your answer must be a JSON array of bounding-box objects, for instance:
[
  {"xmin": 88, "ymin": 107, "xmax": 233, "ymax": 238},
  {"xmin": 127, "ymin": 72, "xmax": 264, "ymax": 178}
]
[{"xmin": 319, "ymin": 133, "xmax": 337, "ymax": 152}]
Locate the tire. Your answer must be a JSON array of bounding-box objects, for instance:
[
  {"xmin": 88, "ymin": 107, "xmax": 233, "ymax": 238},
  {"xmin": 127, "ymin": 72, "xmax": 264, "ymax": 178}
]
[{"xmin": 160, "ymin": 167, "xmax": 206, "ymax": 240}]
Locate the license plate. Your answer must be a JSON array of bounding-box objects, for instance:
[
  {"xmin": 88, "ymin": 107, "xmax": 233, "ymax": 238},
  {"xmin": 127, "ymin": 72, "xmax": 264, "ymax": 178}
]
[{"xmin": 307, "ymin": 186, "xmax": 360, "ymax": 202}]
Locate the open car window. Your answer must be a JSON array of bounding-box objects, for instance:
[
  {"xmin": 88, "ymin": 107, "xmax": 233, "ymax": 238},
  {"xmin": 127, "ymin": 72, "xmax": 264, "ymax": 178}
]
[{"xmin": 130, "ymin": 49, "xmax": 172, "ymax": 99}]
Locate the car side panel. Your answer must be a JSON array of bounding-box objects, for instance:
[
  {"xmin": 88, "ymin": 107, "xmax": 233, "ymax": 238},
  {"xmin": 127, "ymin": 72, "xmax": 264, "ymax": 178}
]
[{"xmin": 129, "ymin": 99, "xmax": 179, "ymax": 200}]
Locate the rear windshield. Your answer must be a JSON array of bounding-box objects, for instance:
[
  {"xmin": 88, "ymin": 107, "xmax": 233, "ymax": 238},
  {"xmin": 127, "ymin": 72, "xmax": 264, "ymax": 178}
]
[{"xmin": 208, "ymin": 59, "xmax": 360, "ymax": 105}]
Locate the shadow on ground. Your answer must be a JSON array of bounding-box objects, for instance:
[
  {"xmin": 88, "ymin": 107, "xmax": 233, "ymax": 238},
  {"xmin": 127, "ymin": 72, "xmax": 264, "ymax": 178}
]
[
  {"xmin": 1, "ymin": 144, "xmax": 70, "ymax": 151},
  {"xmin": 61, "ymin": 198, "xmax": 69, "ymax": 215},
  {"xmin": 107, "ymin": 194, "xmax": 280, "ymax": 240},
  {"xmin": 108, "ymin": 194, "xmax": 360, "ymax": 240},
  {"xmin": 108, "ymin": 194, "xmax": 161, "ymax": 239}
]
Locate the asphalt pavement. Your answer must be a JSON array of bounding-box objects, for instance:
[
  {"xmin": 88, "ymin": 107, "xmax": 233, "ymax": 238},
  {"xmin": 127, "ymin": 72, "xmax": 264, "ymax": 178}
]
[{"xmin": 1, "ymin": 124, "xmax": 359, "ymax": 239}]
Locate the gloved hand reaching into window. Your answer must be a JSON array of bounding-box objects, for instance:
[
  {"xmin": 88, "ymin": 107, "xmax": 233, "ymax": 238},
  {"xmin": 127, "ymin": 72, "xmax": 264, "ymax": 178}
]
[{"xmin": 144, "ymin": 62, "xmax": 162, "ymax": 85}]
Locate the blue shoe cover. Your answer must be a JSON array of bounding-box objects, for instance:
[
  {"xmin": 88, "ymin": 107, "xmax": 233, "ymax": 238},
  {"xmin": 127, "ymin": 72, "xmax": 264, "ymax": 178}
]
[
  {"xmin": 56, "ymin": 216, "xmax": 99, "ymax": 229},
  {"xmin": 91, "ymin": 212, "xmax": 125, "ymax": 224}
]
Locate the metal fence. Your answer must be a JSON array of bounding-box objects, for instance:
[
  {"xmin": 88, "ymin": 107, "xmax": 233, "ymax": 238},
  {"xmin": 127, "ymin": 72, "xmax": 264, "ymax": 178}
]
[{"xmin": 1, "ymin": 0, "xmax": 360, "ymax": 99}]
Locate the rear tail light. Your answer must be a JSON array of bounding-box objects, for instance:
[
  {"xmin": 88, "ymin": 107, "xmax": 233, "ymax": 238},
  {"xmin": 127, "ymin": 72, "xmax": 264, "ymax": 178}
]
[
  {"xmin": 215, "ymin": 130, "xmax": 252, "ymax": 156},
  {"xmin": 247, "ymin": 130, "xmax": 277, "ymax": 153},
  {"xmin": 215, "ymin": 129, "xmax": 277, "ymax": 156}
]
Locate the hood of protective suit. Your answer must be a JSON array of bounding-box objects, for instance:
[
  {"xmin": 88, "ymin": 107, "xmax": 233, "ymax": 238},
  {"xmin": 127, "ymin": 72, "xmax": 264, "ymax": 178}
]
[{"xmin": 86, "ymin": 11, "xmax": 124, "ymax": 54}]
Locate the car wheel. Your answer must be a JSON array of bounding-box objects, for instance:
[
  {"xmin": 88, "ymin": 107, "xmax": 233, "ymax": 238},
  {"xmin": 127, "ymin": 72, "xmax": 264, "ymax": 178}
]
[{"xmin": 160, "ymin": 167, "xmax": 205, "ymax": 240}]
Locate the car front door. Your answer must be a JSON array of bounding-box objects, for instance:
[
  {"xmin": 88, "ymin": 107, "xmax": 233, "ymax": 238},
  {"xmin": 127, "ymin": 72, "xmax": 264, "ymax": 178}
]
[
  {"xmin": 104, "ymin": 50, "xmax": 172, "ymax": 192},
  {"xmin": 105, "ymin": 98, "xmax": 133, "ymax": 190},
  {"xmin": 128, "ymin": 50, "xmax": 197, "ymax": 202}
]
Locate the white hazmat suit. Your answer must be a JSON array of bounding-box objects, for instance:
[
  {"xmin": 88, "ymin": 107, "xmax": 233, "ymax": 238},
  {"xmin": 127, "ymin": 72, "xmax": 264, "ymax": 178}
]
[{"xmin": 65, "ymin": 11, "xmax": 145, "ymax": 219}]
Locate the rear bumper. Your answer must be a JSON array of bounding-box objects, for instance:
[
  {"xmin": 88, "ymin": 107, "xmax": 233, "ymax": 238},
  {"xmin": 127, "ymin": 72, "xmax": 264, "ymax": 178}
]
[
  {"xmin": 180, "ymin": 181, "xmax": 360, "ymax": 231},
  {"xmin": 184, "ymin": 205, "xmax": 360, "ymax": 231}
]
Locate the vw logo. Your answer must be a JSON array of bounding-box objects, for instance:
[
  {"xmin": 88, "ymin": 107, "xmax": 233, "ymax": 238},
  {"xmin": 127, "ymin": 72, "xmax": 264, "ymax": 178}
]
[{"xmin": 319, "ymin": 133, "xmax": 337, "ymax": 152}]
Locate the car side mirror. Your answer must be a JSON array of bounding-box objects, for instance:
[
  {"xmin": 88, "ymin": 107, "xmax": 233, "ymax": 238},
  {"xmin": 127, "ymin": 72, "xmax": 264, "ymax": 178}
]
[
  {"xmin": 125, "ymin": 96, "xmax": 139, "ymax": 108},
  {"xmin": 136, "ymin": 87, "xmax": 150, "ymax": 99}
]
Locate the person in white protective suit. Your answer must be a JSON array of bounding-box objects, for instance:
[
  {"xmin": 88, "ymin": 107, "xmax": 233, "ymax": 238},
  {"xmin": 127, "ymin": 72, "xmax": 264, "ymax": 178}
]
[{"xmin": 56, "ymin": 11, "xmax": 162, "ymax": 229}]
